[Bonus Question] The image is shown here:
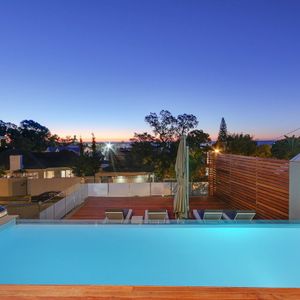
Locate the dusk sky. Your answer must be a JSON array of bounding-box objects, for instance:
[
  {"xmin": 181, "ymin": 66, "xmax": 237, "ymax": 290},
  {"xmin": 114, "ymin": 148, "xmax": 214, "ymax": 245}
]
[{"xmin": 0, "ymin": 0, "xmax": 299, "ymax": 141}]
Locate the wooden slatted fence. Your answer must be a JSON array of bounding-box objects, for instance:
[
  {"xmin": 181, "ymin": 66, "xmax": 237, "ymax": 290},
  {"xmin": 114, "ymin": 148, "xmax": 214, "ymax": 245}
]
[{"xmin": 208, "ymin": 153, "xmax": 289, "ymax": 219}]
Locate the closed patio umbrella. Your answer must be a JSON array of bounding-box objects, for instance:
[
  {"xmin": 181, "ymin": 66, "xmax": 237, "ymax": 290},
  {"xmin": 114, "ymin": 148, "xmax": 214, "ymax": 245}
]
[{"xmin": 174, "ymin": 135, "xmax": 189, "ymax": 219}]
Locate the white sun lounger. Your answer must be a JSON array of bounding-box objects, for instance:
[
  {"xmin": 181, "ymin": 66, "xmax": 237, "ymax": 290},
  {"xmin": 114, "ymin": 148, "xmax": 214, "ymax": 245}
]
[
  {"xmin": 0, "ymin": 206, "xmax": 7, "ymax": 218},
  {"xmin": 193, "ymin": 209, "xmax": 223, "ymax": 221},
  {"xmin": 144, "ymin": 209, "xmax": 169, "ymax": 224},
  {"xmin": 103, "ymin": 209, "xmax": 133, "ymax": 224},
  {"xmin": 222, "ymin": 210, "xmax": 256, "ymax": 221}
]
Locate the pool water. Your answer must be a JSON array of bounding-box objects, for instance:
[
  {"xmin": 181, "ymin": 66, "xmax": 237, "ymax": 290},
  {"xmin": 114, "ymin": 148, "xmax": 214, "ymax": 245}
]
[{"xmin": 1, "ymin": 222, "xmax": 300, "ymax": 287}]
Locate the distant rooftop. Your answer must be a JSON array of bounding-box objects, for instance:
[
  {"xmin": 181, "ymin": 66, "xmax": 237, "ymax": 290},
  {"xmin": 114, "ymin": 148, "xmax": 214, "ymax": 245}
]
[{"xmin": 0, "ymin": 149, "xmax": 77, "ymax": 170}]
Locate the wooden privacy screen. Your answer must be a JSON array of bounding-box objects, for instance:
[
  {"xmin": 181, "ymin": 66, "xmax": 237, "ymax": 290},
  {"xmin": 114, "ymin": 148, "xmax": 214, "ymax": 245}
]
[{"xmin": 208, "ymin": 153, "xmax": 289, "ymax": 219}]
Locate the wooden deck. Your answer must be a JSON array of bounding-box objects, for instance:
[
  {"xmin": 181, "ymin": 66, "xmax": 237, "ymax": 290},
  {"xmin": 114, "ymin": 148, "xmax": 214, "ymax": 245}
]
[
  {"xmin": 1, "ymin": 285, "xmax": 300, "ymax": 299},
  {"xmin": 68, "ymin": 196, "xmax": 230, "ymax": 220}
]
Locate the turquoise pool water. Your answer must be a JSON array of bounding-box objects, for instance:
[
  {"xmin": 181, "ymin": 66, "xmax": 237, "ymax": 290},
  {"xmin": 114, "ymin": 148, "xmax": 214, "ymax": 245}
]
[{"xmin": 1, "ymin": 221, "xmax": 300, "ymax": 287}]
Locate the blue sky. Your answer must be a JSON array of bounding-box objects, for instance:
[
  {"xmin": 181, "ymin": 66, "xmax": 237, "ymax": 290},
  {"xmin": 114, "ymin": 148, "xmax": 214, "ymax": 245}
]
[{"xmin": 0, "ymin": 0, "xmax": 299, "ymax": 141}]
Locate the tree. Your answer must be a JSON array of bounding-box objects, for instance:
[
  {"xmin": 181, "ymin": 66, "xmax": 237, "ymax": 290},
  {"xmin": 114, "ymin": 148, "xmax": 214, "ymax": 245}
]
[
  {"xmin": 123, "ymin": 110, "xmax": 210, "ymax": 180},
  {"xmin": 58, "ymin": 135, "xmax": 77, "ymax": 146},
  {"xmin": 79, "ymin": 137, "xmax": 84, "ymax": 156},
  {"xmin": 0, "ymin": 121, "xmax": 10, "ymax": 151},
  {"xmin": 145, "ymin": 110, "xmax": 198, "ymax": 142},
  {"xmin": 0, "ymin": 166, "xmax": 6, "ymax": 178},
  {"xmin": 122, "ymin": 133, "xmax": 157, "ymax": 172},
  {"xmin": 255, "ymin": 144, "xmax": 272, "ymax": 158},
  {"xmin": 187, "ymin": 130, "xmax": 212, "ymax": 181},
  {"xmin": 47, "ymin": 134, "xmax": 60, "ymax": 147},
  {"xmin": 72, "ymin": 134, "xmax": 103, "ymax": 180},
  {"xmin": 91, "ymin": 133, "xmax": 97, "ymax": 156},
  {"xmin": 187, "ymin": 130, "xmax": 211, "ymax": 150},
  {"xmin": 216, "ymin": 117, "xmax": 228, "ymax": 151},
  {"xmin": 271, "ymin": 136, "xmax": 300, "ymax": 159},
  {"xmin": 72, "ymin": 154, "xmax": 102, "ymax": 178},
  {"xmin": 19, "ymin": 120, "xmax": 51, "ymax": 151},
  {"xmin": 226, "ymin": 133, "xmax": 257, "ymax": 156}
]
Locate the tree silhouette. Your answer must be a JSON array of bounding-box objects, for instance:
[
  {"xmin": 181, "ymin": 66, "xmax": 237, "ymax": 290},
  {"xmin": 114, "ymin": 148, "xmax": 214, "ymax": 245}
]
[{"xmin": 216, "ymin": 117, "xmax": 228, "ymax": 151}]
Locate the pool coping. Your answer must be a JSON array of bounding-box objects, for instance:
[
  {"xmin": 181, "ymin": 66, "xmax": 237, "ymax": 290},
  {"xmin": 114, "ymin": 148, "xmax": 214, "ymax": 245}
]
[{"xmin": 14, "ymin": 218, "xmax": 300, "ymax": 228}]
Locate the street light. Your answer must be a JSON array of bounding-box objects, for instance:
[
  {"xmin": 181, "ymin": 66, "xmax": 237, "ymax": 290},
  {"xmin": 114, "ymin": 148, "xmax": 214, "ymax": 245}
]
[{"xmin": 105, "ymin": 142, "xmax": 112, "ymax": 150}]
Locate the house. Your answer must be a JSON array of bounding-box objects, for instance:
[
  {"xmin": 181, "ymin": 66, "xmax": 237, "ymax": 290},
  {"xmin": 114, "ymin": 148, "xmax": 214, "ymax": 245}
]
[{"xmin": 0, "ymin": 149, "xmax": 77, "ymax": 179}]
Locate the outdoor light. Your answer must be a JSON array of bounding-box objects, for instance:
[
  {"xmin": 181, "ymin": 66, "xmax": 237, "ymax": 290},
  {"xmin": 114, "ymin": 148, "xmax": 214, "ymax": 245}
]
[
  {"xmin": 214, "ymin": 148, "xmax": 220, "ymax": 154},
  {"xmin": 105, "ymin": 142, "xmax": 112, "ymax": 150}
]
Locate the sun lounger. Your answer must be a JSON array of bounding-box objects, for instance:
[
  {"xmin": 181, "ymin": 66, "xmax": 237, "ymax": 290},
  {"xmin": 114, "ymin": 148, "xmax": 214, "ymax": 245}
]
[
  {"xmin": 103, "ymin": 208, "xmax": 133, "ymax": 224},
  {"xmin": 0, "ymin": 206, "xmax": 7, "ymax": 218},
  {"xmin": 193, "ymin": 209, "xmax": 223, "ymax": 221},
  {"xmin": 144, "ymin": 209, "xmax": 169, "ymax": 224},
  {"xmin": 222, "ymin": 210, "xmax": 256, "ymax": 221}
]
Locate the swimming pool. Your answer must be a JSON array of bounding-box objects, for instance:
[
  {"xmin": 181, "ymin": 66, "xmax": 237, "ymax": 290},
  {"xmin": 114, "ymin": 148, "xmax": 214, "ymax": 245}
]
[{"xmin": 1, "ymin": 219, "xmax": 300, "ymax": 287}]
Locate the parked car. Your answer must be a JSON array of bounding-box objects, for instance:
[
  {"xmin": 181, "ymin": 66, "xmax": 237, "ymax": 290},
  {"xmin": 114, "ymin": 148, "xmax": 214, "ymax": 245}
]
[{"xmin": 31, "ymin": 191, "xmax": 61, "ymax": 203}]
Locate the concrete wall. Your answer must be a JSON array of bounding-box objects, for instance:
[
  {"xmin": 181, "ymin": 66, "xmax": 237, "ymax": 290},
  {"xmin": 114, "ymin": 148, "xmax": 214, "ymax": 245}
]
[
  {"xmin": 0, "ymin": 178, "xmax": 27, "ymax": 197},
  {"xmin": 28, "ymin": 177, "xmax": 81, "ymax": 196}
]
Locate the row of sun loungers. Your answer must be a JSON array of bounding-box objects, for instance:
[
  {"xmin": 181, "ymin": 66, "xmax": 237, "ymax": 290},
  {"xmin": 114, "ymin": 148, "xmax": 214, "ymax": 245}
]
[
  {"xmin": 103, "ymin": 208, "xmax": 256, "ymax": 223},
  {"xmin": 104, "ymin": 209, "xmax": 169, "ymax": 224},
  {"xmin": 193, "ymin": 209, "xmax": 256, "ymax": 221}
]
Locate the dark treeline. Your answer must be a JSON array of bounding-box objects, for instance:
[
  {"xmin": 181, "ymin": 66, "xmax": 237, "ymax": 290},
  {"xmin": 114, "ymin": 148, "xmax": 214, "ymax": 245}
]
[
  {"xmin": 0, "ymin": 119, "xmax": 76, "ymax": 152},
  {"xmin": 112, "ymin": 110, "xmax": 211, "ymax": 181},
  {"xmin": 215, "ymin": 118, "xmax": 300, "ymax": 160},
  {"xmin": 1, "ymin": 115, "xmax": 299, "ymax": 180}
]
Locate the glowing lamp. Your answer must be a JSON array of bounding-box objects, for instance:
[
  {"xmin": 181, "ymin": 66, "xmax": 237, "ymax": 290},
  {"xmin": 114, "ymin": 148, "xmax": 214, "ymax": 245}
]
[{"xmin": 105, "ymin": 142, "xmax": 112, "ymax": 150}]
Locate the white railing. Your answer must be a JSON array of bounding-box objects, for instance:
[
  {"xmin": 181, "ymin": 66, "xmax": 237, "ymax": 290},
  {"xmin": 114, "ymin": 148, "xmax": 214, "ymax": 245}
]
[
  {"xmin": 39, "ymin": 182, "xmax": 208, "ymax": 220},
  {"xmin": 87, "ymin": 182, "xmax": 176, "ymax": 197},
  {"xmin": 87, "ymin": 182, "xmax": 208, "ymax": 197}
]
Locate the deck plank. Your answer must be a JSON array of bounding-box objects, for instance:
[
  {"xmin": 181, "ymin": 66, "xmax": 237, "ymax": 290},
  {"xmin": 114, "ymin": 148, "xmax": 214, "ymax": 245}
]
[{"xmin": 0, "ymin": 285, "xmax": 300, "ymax": 299}]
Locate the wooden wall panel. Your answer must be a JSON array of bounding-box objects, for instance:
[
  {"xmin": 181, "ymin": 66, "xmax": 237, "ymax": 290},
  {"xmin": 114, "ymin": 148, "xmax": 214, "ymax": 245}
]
[{"xmin": 209, "ymin": 153, "xmax": 289, "ymax": 219}]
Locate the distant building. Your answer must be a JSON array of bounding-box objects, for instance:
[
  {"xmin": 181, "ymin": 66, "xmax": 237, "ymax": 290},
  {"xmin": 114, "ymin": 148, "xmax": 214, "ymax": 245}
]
[
  {"xmin": 0, "ymin": 149, "xmax": 77, "ymax": 179},
  {"xmin": 46, "ymin": 145, "xmax": 80, "ymax": 155}
]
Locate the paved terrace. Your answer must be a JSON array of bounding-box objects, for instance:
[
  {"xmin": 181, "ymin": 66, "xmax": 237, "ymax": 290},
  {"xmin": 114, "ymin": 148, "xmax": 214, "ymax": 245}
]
[{"xmin": 68, "ymin": 196, "xmax": 230, "ymax": 219}]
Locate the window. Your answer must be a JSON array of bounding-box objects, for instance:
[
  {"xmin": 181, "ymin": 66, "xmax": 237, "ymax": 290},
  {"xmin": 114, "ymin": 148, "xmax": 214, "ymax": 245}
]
[
  {"xmin": 61, "ymin": 169, "xmax": 73, "ymax": 178},
  {"xmin": 44, "ymin": 170, "xmax": 55, "ymax": 179},
  {"xmin": 26, "ymin": 172, "xmax": 39, "ymax": 179}
]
